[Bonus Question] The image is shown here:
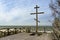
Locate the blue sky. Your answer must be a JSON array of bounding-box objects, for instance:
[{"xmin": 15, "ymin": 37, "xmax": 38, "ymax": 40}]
[{"xmin": 0, "ymin": 0, "xmax": 53, "ymax": 26}]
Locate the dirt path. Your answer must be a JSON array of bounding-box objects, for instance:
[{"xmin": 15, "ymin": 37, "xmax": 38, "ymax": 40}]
[
  {"xmin": 39, "ymin": 33, "xmax": 52, "ymax": 40},
  {"xmin": 0, "ymin": 33, "xmax": 52, "ymax": 40}
]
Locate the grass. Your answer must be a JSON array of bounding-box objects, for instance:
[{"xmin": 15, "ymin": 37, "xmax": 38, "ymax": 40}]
[
  {"xmin": 31, "ymin": 26, "xmax": 52, "ymax": 31},
  {"xmin": 0, "ymin": 26, "xmax": 53, "ymax": 38}
]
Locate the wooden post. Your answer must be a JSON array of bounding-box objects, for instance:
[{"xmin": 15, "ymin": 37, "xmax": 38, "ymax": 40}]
[{"xmin": 31, "ymin": 5, "xmax": 44, "ymax": 33}]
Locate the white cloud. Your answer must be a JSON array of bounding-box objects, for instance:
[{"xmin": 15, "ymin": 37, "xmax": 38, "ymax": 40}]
[
  {"xmin": 0, "ymin": 2, "xmax": 34, "ymax": 25},
  {"xmin": 0, "ymin": 0, "xmax": 52, "ymax": 26}
]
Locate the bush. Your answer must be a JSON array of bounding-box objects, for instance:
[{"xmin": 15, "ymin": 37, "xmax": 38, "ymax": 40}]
[
  {"xmin": 26, "ymin": 27, "xmax": 31, "ymax": 33},
  {"xmin": 0, "ymin": 31, "xmax": 2, "ymax": 38}
]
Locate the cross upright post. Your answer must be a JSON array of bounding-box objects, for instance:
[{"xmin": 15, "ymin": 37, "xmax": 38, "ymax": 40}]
[{"xmin": 31, "ymin": 5, "xmax": 44, "ymax": 33}]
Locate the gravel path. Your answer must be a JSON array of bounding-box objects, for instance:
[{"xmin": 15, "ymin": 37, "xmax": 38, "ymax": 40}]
[{"xmin": 0, "ymin": 33, "xmax": 52, "ymax": 40}]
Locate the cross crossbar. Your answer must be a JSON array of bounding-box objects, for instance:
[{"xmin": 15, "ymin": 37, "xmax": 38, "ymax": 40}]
[{"xmin": 31, "ymin": 12, "xmax": 44, "ymax": 15}]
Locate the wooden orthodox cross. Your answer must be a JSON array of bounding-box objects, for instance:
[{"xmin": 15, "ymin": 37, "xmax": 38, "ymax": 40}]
[{"xmin": 31, "ymin": 5, "xmax": 44, "ymax": 33}]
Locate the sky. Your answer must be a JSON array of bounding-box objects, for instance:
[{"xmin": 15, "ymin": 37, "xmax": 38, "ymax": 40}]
[{"xmin": 0, "ymin": 0, "xmax": 53, "ymax": 26}]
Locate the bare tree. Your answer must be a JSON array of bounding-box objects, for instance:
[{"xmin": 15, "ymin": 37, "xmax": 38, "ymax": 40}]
[{"xmin": 49, "ymin": 0, "xmax": 60, "ymax": 40}]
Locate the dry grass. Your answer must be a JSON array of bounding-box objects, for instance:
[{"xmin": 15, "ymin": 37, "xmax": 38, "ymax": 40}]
[{"xmin": 0, "ymin": 33, "xmax": 52, "ymax": 40}]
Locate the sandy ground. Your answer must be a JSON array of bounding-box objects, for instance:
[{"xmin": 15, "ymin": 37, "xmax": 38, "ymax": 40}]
[{"xmin": 0, "ymin": 33, "xmax": 52, "ymax": 40}]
